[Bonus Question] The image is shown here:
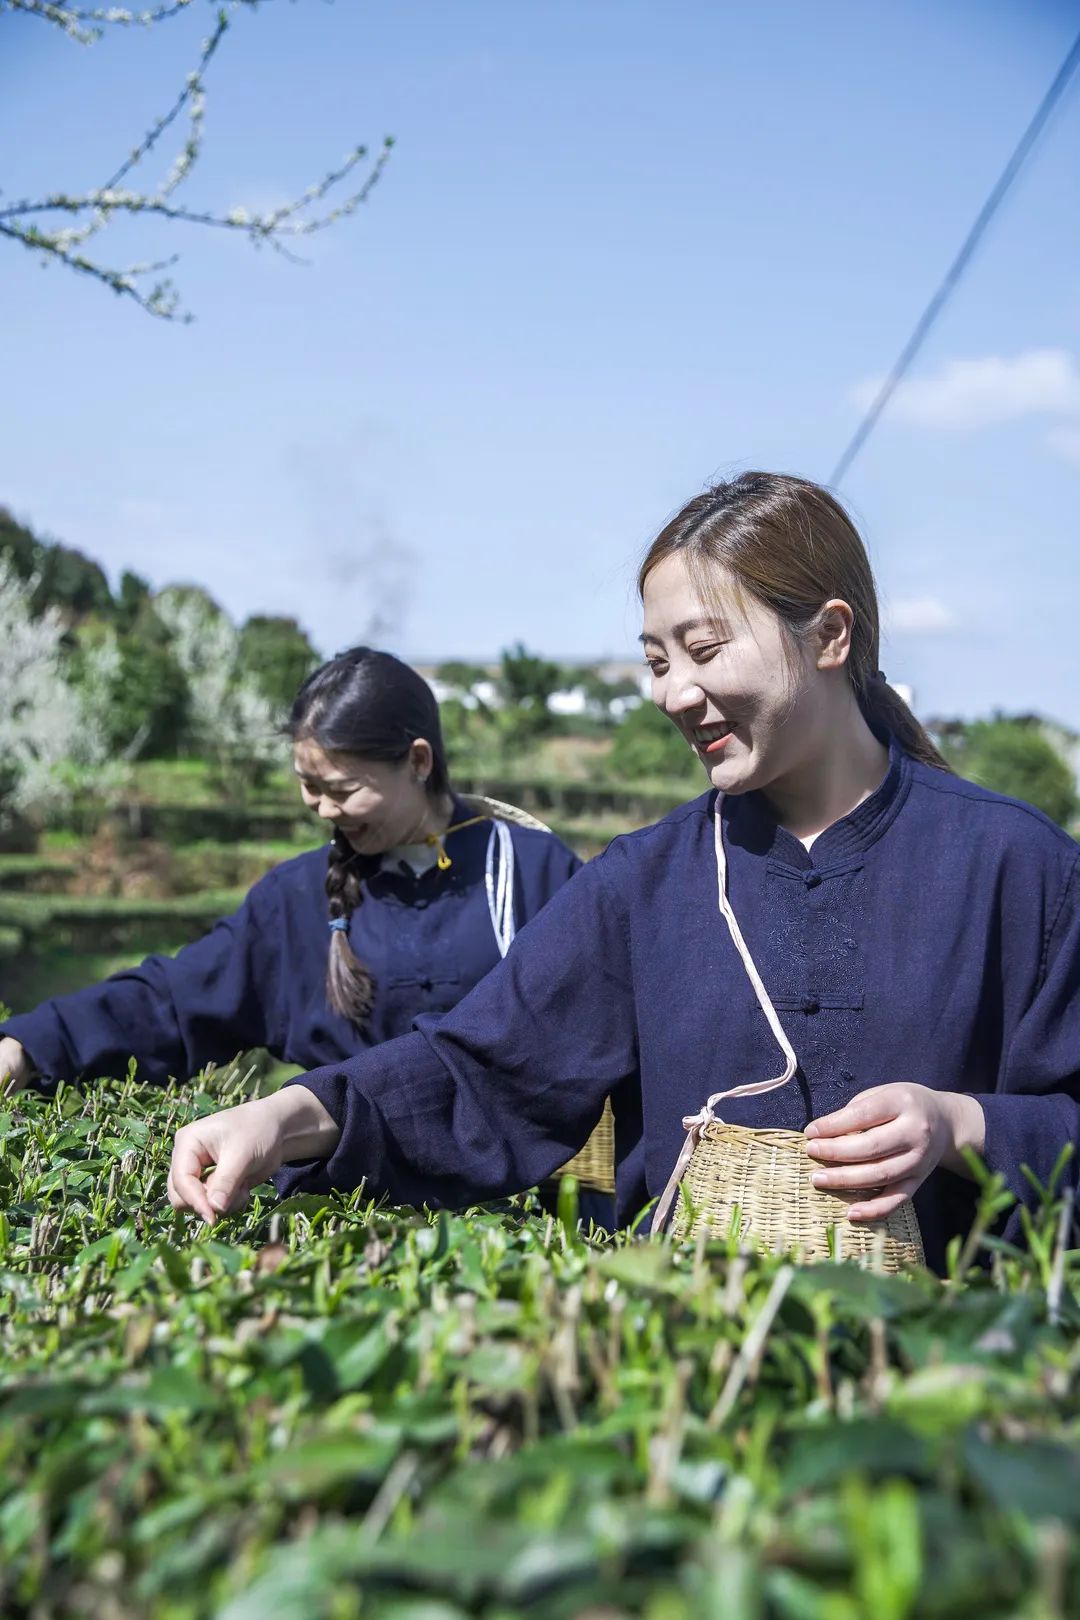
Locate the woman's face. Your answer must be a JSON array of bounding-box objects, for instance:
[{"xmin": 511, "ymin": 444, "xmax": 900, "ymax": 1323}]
[
  {"xmin": 293, "ymin": 737, "xmax": 437, "ymax": 855},
  {"xmin": 641, "ymin": 553, "xmax": 823, "ymax": 796}
]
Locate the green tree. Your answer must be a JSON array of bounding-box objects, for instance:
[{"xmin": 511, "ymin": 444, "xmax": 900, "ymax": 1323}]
[
  {"xmin": 108, "ymin": 638, "xmax": 191, "ymax": 759},
  {"xmin": 0, "ymin": 508, "xmax": 38, "ymax": 580},
  {"xmin": 0, "ymin": 508, "xmax": 112, "ymax": 621},
  {"xmin": 943, "ymin": 716, "xmax": 1079, "ymax": 829},
  {"xmin": 67, "ymin": 615, "xmax": 190, "ymax": 760},
  {"xmin": 435, "ymin": 661, "xmax": 493, "ymax": 711},
  {"xmin": 32, "ymin": 541, "xmax": 113, "ymax": 621},
  {"xmin": 497, "ymin": 643, "xmax": 564, "ymax": 739},
  {"xmin": 564, "ymin": 665, "xmax": 644, "ymax": 724},
  {"xmin": 237, "ymin": 615, "xmax": 320, "ymax": 714},
  {"xmin": 609, "ymin": 701, "xmax": 702, "ymax": 786},
  {"xmin": 116, "ymin": 570, "xmax": 152, "ymax": 632}
]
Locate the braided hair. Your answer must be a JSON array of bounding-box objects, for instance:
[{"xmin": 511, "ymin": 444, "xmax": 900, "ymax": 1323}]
[{"xmin": 288, "ymin": 647, "xmax": 452, "ymax": 1026}]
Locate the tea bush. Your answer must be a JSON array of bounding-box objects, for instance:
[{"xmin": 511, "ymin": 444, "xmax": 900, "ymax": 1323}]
[{"xmin": 0, "ymin": 1065, "xmax": 1077, "ymax": 1619}]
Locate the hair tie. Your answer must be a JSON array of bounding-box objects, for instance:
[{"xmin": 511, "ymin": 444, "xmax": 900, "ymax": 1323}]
[
  {"xmin": 871, "ymin": 669, "xmax": 887, "ymax": 684},
  {"xmin": 328, "ymin": 916, "xmax": 349, "ymax": 933}
]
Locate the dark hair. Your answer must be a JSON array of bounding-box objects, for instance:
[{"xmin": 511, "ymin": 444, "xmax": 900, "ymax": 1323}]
[
  {"xmin": 638, "ymin": 471, "xmax": 950, "ymax": 771},
  {"xmin": 288, "ymin": 646, "xmax": 452, "ymax": 1025}
]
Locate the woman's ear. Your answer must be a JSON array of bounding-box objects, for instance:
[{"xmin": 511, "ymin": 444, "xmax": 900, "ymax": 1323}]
[
  {"xmin": 815, "ymin": 598, "xmax": 855, "ymax": 673},
  {"xmin": 409, "ymin": 738, "xmax": 435, "ymax": 783}
]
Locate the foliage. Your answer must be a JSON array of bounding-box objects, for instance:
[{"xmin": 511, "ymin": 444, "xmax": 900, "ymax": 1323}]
[
  {"xmin": 435, "ymin": 649, "xmax": 569, "ymax": 768},
  {"xmin": 117, "ymin": 568, "xmax": 153, "ymax": 631},
  {"xmin": 67, "ymin": 620, "xmax": 190, "ymax": 761},
  {"xmin": 434, "ymin": 661, "xmax": 495, "ymax": 710},
  {"xmin": 0, "ymin": 1066, "xmax": 1077, "ymax": 1617},
  {"xmin": 0, "ymin": 515, "xmax": 326, "ymax": 765},
  {"xmin": 497, "ymin": 643, "xmax": 565, "ymax": 727},
  {"xmin": 154, "ymin": 587, "xmax": 281, "ymax": 787},
  {"xmin": 0, "ymin": 505, "xmax": 112, "ymax": 620},
  {"xmin": 0, "ymin": 558, "xmax": 109, "ymax": 815},
  {"xmin": 939, "ymin": 717, "xmax": 1079, "ymax": 829},
  {"xmin": 236, "ymin": 615, "xmax": 320, "ymax": 714},
  {"xmin": 562, "ymin": 664, "xmax": 644, "ymax": 724},
  {"xmin": 609, "ymin": 699, "xmax": 702, "ymax": 786},
  {"xmin": 110, "ymin": 633, "xmax": 192, "ymax": 758},
  {"xmin": 2, "ymin": 1, "xmax": 393, "ymax": 320}
]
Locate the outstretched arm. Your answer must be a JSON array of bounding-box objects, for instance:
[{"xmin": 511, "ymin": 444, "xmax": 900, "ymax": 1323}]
[
  {"xmin": 168, "ymin": 854, "xmax": 638, "ymax": 1221},
  {"xmin": 1, "ymin": 876, "xmax": 285, "ymax": 1093}
]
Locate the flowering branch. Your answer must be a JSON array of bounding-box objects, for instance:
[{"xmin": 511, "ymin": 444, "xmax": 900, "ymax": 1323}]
[
  {"xmin": 1, "ymin": 0, "xmax": 393, "ymax": 320},
  {"xmin": 2, "ymin": 0, "xmax": 249, "ymax": 47}
]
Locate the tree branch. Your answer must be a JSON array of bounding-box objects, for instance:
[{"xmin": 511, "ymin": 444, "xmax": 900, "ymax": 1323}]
[{"xmin": 3, "ymin": 1, "xmax": 393, "ymax": 319}]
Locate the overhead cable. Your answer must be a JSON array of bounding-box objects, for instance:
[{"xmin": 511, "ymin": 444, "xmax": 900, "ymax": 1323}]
[{"xmin": 829, "ymin": 24, "xmax": 1080, "ymax": 487}]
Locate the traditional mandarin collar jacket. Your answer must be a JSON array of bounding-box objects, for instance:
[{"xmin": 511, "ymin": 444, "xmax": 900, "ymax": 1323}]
[{"xmin": 277, "ymin": 741, "xmax": 1080, "ymax": 1272}]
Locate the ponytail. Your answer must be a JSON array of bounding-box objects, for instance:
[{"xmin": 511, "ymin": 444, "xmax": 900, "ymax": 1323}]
[
  {"xmin": 325, "ymin": 830, "xmax": 375, "ymax": 1025},
  {"xmin": 855, "ymin": 671, "xmax": 951, "ymax": 773}
]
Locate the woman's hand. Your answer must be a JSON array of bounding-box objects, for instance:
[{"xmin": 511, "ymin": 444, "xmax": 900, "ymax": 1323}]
[
  {"xmin": 167, "ymin": 1086, "xmax": 341, "ymax": 1224},
  {"xmin": 804, "ymin": 1083, "xmax": 986, "ymax": 1222},
  {"xmin": 0, "ymin": 1037, "xmax": 33, "ymax": 1097}
]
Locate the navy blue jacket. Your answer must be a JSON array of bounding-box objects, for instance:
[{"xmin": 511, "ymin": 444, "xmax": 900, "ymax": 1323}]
[
  {"xmin": 276, "ymin": 743, "xmax": 1080, "ymax": 1271},
  {"xmin": 1, "ymin": 808, "xmax": 581, "ymax": 1089}
]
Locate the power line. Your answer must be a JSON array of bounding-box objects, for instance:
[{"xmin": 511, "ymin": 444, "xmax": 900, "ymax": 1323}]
[{"xmin": 829, "ymin": 23, "xmax": 1080, "ymax": 488}]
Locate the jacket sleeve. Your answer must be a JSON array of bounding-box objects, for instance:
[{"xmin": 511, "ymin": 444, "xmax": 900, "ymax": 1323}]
[
  {"xmin": 972, "ymin": 852, "xmax": 1080, "ymax": 1238},
  {"xmin": 0, "ymin": 873, "xmax": 285, "ymax": 1090},
  {"xmin": 512, "ymin": 829, "xmax": 583, "ymax": 925},
  {"xmin": 274, "ymin": 851, "xmax": 636, "ymax": 1207}
]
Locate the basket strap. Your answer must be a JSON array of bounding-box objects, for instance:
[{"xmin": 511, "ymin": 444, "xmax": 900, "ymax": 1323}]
[
  {"xmin": 485, "ymin": 819, "xmax": 517, "ymax": 958},
  {"xmin": 653, "ymin": 795, "xmax": 799, "ymax": 1231}
]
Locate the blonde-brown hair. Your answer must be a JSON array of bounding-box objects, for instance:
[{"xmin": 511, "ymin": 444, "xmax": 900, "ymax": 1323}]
[{"xmin": 638, "ymin": 471, "xmax": 949, "ymax": 771}]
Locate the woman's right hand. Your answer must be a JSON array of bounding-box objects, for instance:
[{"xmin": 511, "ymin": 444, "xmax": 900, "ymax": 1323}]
[{"xmin": 0, "ymin": 1037, "xmax": 32, "ymax": 1097}]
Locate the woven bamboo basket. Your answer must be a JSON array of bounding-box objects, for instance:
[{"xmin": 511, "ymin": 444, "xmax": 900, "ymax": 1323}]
[
  {"xmin": 559, "ymin": 1098, "xmax": 616, "ymax": 1194},
  {"xmin": 460, "ymin": 793, "xmax": 551, "ymax": 833},
  {"xmin": 462, "ymin": 794, "xmax": 617, "ymax": 1198},
  {"xmin": 668, "ymin": 1120, "xmax": 924, "ymax": 1271}
]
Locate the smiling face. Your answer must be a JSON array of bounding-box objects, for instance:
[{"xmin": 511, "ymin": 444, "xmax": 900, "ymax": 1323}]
[
  {"xmin": 292, "ymin": 736, "xmax": 440, "ymax": 855},
  {"xmin": 641, "ymin": 552, "xmax": 831, "ymax": 797}
]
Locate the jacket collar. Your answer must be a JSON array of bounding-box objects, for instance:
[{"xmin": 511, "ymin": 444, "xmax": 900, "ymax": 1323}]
[{"xmin": 722, "ymin": 734, "xmax": 912, "ymax": 870}]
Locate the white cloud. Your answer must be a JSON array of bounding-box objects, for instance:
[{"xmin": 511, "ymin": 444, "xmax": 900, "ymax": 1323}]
[
  {"xmin": 1046, "ymin": 424, "xmax": 1080, "ymax": 467},
  {"xmin": 883, "ymin": 595, "xmax": 959, "ymax": 635},
  {"xmin": 851, "ymin": 349, "xmax": 1080, "ymax": 431}
]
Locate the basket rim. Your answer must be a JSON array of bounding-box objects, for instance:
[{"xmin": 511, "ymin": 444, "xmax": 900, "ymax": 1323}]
[{"xmin": 460, "ymin": 793, "xmax": 552, "ymax": 834}]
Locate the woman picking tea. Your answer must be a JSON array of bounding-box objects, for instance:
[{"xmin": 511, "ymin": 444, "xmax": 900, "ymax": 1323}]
[
  {"xmin": 0, "ymin": 646, "xmax": 581, "ymax": 1106},
  {"xmin": 167, "ymin": 475, "xmax": 1080, "ymax": 1271}
]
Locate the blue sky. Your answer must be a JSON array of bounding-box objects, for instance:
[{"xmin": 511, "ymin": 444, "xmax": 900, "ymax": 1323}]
[{"xmin": 2, "ymin": 0, "xmax": 1079, "ymax": 722}]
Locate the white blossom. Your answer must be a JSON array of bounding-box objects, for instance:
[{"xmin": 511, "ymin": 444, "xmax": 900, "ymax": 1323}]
[
  {"xmin": 154, "ymin": 589, "xmax": 280, "ymax": 772},
  {"xmin": 0, "ymin": 560, "xmax": 109, "ymax": 815}
]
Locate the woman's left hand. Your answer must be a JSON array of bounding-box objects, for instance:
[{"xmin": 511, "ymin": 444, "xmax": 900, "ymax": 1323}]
[
  {"xmin": 804, "ymin": 1083, "xmax": 986, "ymax": 1222},
  {"xmin": 167, "ymin": 1086, "xmax": 341, "ymax": 1225}
]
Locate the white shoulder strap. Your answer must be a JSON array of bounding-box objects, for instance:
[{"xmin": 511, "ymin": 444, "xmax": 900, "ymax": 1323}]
[{"xmin": 485, "ymin": 818, "xmax": 517, "ymax": 958}]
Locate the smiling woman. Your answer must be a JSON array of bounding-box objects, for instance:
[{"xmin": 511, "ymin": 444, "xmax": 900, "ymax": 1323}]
[
  {"xmin": 0, "ymin": 643, "xmax": 596, "ymax": 1203},
  {"xmin": 166, "ymin": 472, "xmax": 1080, "ymax": 1272}
]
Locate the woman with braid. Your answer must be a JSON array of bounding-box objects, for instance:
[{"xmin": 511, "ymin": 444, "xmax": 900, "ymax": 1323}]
[{"xmin": 0, "ymin": 648, "xmax": 589, "ymax": 1200}]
